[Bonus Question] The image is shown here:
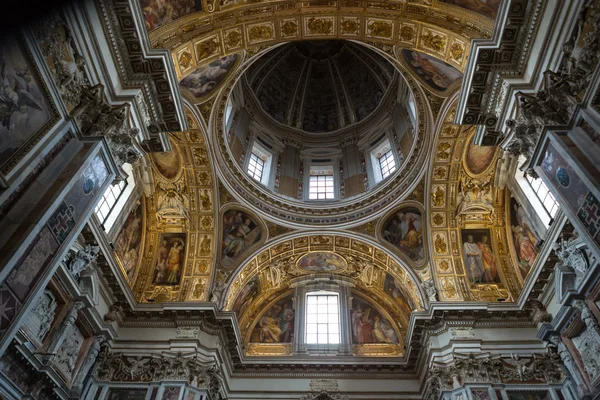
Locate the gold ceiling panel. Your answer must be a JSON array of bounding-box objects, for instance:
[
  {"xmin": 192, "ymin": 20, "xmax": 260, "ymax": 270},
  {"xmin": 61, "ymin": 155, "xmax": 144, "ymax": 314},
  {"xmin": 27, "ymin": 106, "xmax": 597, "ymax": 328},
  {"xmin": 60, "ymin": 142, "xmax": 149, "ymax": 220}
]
[
  {"xmin": 133, "ymin": 109, "xmax": 217, "ymax": 303},
  {"xmin": 427, "ymin": 102, "xmax": 524, "ymax": 302}
]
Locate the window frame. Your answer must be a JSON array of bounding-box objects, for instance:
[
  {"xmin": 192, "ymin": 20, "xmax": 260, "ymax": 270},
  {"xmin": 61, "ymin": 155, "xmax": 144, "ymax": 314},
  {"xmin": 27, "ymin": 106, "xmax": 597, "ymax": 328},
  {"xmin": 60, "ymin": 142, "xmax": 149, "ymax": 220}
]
[
  {"xmin": 94, "ymin": 163, "xmax": 136, "ymax": 232},
  {"xmin": 378, "ymin": 149, "xmax": 397, "ymax": 180},
  {"xmin": 304, "ymin": 291, "xmax": 341, "ymax": 345},
  {"xmin": 247, "ymin": 152, "xmax": 266, "ymax": 182},
  {"xmin": 308, "ymin": 173, "xmax": 335, "ymax": 200}
]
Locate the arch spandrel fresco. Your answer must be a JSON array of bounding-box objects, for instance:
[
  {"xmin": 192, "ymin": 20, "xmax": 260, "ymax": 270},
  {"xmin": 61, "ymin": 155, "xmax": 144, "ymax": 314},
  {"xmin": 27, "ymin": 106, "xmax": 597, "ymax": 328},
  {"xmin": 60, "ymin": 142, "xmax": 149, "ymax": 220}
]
[
  {"xmin": 113, "ymin": 197, "xmax": 145, "ymax": 286},
  {"xmin": 379, "ymin": 203, "xmax": 427, "ymax": 268},
  {"xmin": 219, "ymin": 207, "xmax": 265, "ymax": 270},
  {"xmin": 132, "ymin": 108, "xmax": 217, "ymax": 303},
  {"xmin": 427, "ymin": 100, "xmax": 526, "ymax": 303}
]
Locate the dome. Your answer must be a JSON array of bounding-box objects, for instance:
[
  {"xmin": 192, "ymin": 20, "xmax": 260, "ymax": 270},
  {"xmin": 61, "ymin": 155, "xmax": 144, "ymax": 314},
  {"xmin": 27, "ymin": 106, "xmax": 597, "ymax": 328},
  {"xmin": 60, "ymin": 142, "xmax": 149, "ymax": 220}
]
[{"xmin": 246, "ymin": 40, "xmax": 395, "ymax": 133}]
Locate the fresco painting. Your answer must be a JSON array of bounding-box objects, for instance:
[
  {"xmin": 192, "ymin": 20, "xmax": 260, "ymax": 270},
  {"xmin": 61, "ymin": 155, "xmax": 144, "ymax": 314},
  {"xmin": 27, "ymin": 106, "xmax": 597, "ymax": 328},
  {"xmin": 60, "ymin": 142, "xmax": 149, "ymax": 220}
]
[
  {"xmin": 231, "ymin": 275, "xmax": 260, "ymax": 317},
  {"xmin": 461, "ymin": 229, "xmax": 501, "ymax": 284},
  {"xmin": 401, "ymin": 49, "xmax": 462, "ymax": 93},
  {"xmin": 382, "ymin": 207, "xmax": 425, "ymax": 263},
  {"xmin": 150, "ymin": 142, "xmax": 182, "ymax": 180},
  {"xmin": 152, "ymin": 233, "xmax": 186, "ymax": 285},
  {"xmin": 350, "ymin": 295, "xmax": 399, "ymax": 344},
  {"xmin": 383, "ymin": 273, "xmax": 413, "ymax": 316},
  {"xmin": 140, "ymin": 0, "xmax": 202, "ymax": 31},
  {"xmin": 115, "ymin": 201, "xmax": 144, "ymax": 283},
  {"xmin": 250, "ymin": 295, "xmax": 294, "ymax": 343},
  {"xmin": 509, "ymin": 197, "xmax": 540, "ymax": 279},
  {"xmin": 221, "ymin": 209, "xmax": 262, "ymax": 267},
  {"xmin": 180, "ymin": 54, "xmax": 239, "ymax": 99},
  {"xmin": 465, "ymin": 129, "xmax": 497, "ymax": 174},
  {"xmin": 0, "ymin": 39, "xmax": 53, "ymax": 168},
  {"xmin": 297, "ymin": 252, "xmax": 346, "ymax": 272}
]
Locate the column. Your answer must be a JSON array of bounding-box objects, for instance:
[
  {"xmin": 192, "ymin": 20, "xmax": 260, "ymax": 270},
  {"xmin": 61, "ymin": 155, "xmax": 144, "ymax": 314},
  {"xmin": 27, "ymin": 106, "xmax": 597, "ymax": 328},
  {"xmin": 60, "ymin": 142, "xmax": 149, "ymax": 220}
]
[{"xmin": 549, "ymin": 334, "xmax": 590, "ymax": 399}]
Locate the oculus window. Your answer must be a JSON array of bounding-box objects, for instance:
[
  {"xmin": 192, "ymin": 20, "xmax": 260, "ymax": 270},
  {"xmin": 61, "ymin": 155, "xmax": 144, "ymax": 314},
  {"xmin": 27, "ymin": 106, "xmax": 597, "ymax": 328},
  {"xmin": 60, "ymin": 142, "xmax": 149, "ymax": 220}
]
[
  {"xmin": 309, "ymin": 165, "xmax": 335, "ymax": 200},
  {"xmin": 305, "ymin": 292, "xmax": 340, "ymax": 344}
]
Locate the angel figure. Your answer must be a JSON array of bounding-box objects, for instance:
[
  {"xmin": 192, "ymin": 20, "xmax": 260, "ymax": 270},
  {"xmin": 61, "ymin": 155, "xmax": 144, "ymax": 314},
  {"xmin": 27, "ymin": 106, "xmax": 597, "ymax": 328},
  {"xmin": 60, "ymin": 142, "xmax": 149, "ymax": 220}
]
[{"xmin": 0, "ymin": 58, "xmax": 43, "ymax": 130}]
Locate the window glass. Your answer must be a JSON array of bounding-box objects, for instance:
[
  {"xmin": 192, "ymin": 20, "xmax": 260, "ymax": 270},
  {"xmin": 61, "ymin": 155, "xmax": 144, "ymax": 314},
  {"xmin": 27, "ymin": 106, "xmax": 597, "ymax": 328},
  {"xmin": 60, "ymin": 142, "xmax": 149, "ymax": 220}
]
[
  {"xmin": 247, "ymin": 152, "xmax": 265, "ymax": 182},
  {"xmin": 378, "ymin": 150, "xmax": 397, "ymax": 179},
  {"xmin": 305, "ymin": 293, "xmax": 340, "ymax": 344},
  {"xmin": 309, "ymin": 175, "xmax": 334, "ymax": 200}
]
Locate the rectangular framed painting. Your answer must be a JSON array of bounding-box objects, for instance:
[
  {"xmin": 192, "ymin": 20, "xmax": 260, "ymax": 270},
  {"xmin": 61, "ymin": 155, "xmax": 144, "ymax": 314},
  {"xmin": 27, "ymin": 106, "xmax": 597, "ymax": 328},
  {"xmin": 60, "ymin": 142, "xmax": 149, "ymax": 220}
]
[
  {"xmin": 152, "ymin": 232, "xmax": 186, "ymax": 286},
  {"xmin": 0, "ymin": 36, "xmax": 57, "ymax": 175},
  {"xmin": 460, "ymin": 228, "xmax": 501, "ymax": 285}
]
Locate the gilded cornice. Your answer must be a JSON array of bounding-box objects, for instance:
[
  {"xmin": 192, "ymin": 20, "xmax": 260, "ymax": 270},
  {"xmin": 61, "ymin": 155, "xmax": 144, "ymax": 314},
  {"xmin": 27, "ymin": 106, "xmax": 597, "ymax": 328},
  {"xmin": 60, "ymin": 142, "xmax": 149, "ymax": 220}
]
[{"xmin": 147, "ymin": 1, "xmax": 493, "ymax": 83}]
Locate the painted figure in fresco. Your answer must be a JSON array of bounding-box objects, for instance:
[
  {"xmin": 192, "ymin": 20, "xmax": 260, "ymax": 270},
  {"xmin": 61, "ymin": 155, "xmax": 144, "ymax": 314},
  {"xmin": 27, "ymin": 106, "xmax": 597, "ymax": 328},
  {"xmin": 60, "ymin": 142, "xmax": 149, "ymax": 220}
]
[
  {"xmin": 463, "ymin": 235, "xmax": 485, "ymax": 283},
  {"xmin": 372, "ymin": 316, "xmax": 398, "ymax": 343},
  {"xmin": 115, "ymin": 205, "xmax": 142, "ymax": 280},
  {"xmin": 257, "ymin": 308, "xmax": 282, "ymax": 343},
  {"xmin": 477, "ymin": 236, "xmax": 499, "ymax": 283},
  {"xmin": 383, "ymin": 274, "xmax": 412, "ymax": 315},
  {"xmin": 166, "ymin": 238, "xmax": 184, "ymax": 284},
  {"xmin": 232, "ymin": 278, "xmax": 258, "ymax": 315},
  {"xmin": 153, "ymin": 239, "xmax": 170, "ymax": 284},
  {"xmin": 222, "ymin": 211, "xmax": 260, "ymax": 266},
  {"xmin": 383, "ymin": 210, "xmax": 423, "ymax": 261},
  {"xmin": 352, "ymin": 304, "xmax": 373, "ymax": 343},
  {"xmin": 279, "ymin": 302, "xmax": 295, "ymax": 343},
  {"xmin": 180, "ymin": 54, "xmax": 238, "ymax": 98},
  {"xmin": 511, "ymin": 200, "xmax": 539, "ymax": 277}
]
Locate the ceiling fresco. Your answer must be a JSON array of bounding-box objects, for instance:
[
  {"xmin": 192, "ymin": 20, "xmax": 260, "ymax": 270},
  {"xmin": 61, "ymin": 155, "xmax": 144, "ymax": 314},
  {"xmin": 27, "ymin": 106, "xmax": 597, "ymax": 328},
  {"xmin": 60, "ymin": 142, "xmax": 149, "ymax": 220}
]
[
  {"xmin": 131, "ymin": 110, "xmax": 217, "ymax": 303},
  {"xmin": 427, "ymin": 102, "xmax": 527, "ymax": 302}
]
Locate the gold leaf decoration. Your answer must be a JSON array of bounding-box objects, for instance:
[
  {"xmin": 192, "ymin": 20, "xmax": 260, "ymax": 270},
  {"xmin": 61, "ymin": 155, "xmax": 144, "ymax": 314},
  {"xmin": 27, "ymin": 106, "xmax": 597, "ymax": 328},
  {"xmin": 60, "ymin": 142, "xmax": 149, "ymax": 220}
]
[
  {"xmin": 178, "ymin": 51, "xmax": 192, "ymax": 68},
  {"xmin": 225, "ymin": 30, "xmax": 242, "ymax": 48},
  {"xmin": 281, "ymin": 21, "xmax": 298, "ymax": 37},
  {"xmin": 422, "ymin": 30, "xmax": 447, "ymax": 53},
  {"xmin": 196, "ymin": 39, "xmax": 219, "ymax": 60},
  {"xmin": 340, "ymin": 19, "xmax": 359, "ymax": 35},
  {"xmin": 400, "ymin": 25, "xmax": 415, "ymax": 41},
  {"xmin": 368, "ymin": 21, "xmax": 392, "ymax": 38},
  {"xmin": 307, "ymin": 17, "xmax": 333, "ymax": 35},
  {"xmin": 249, "ymin": 25, "xmax": 273, "ymax": 41},
  {"xmin": 450, "ymin": 42, "xmax": 464, "ymax": 61}
]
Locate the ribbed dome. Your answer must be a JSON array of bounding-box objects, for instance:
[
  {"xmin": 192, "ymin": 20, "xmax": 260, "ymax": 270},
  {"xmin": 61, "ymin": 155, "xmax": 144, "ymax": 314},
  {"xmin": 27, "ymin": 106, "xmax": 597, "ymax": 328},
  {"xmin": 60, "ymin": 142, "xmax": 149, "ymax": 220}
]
[{"xmin": 246, "ymin": 41, "xmax": 395, "ymax": 133}]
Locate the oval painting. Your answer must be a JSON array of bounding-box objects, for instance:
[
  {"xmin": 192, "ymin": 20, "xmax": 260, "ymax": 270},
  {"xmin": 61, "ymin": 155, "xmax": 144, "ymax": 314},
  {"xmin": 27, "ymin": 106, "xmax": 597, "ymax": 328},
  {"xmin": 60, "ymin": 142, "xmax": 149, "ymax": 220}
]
[
  {"xmin": 465, "ymin": 130, "xmax": 497, "ymax": 175},
  {"xmin": 297, "ymin": 252, "xmax": 346, "ymax": 272},
  {"xmin": 150, "ymin": 142, "xmax": 182, "ymax": 180}
]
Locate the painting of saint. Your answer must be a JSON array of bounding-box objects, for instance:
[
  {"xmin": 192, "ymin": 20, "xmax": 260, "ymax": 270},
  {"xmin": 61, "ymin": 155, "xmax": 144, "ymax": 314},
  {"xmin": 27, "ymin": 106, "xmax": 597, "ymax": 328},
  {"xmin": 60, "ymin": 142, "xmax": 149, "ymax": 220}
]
[
  {"xmin": 180, "ymin": 54, "xmax": 239, "ymax": 99},
  {"xmin": 297, "ymin": 252, "xmax": 346, "ymax": 272},
  {"xmin": 461, "ymin": 229, "xmax": 501, "ymax": 284},
  {"xmin": 231, "ymin": 276, "xmax": 260, "ymax": 317},
  {"xmin": 401, "ymin": 49, "xmax": 462, "ymax": 93},
  {"xmin": 382, "ymin": 207, "xmax": 424, "ymax": 263},
  {"xmin": 383, "ymin": 273, "xmax": 413, "ymax": 316},
  {"xmin": 0, "ymin": 39, "xmax": 53, "ymax": 169},
  {"xmin": 465, "ymin": 128, "xmax": 497, "ymax": 175},
  {"xmin": 221, "ymin": 209, "xmax": 262, "ymax": 267},
  {"xmin": 114, "ymin": 201, "xmax": 143, "ymax": 283},
  {"xmin": 150, "ymin": 141, "xmax": 181, "ymax": 180},
  {"xmin": 250, "ymin": 296, "xmax": 294, "ymax": 343},
  {"xmin": 439, "ymin": 0, "xmax": 501, "ymax": 20},
  {"xmin": 350, "ymin": 296, "xmax": 399, "ymax": 344},
  {"xmin": 152, "ymin": 233, "xmax": 186, "ymax": 285},
  {"xmin": 140, "ymin": 0, "xmax": 202, "ymax": 31},
  {"xmin": 509, "ymin": 197, "xmax": 540, "ymax": 279}
]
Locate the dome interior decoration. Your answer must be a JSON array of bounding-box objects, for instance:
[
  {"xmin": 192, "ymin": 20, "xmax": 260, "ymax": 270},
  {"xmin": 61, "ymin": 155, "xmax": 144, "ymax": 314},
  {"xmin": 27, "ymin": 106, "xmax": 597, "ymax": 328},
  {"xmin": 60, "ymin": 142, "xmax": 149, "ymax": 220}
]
[{"xmin": 247, "ymin": 41, "xmax": 395, "ymax": 133}]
